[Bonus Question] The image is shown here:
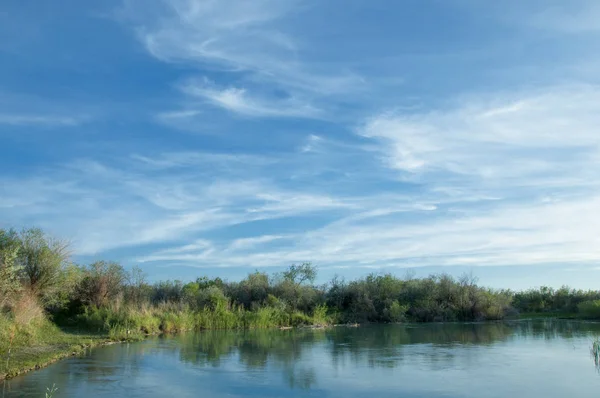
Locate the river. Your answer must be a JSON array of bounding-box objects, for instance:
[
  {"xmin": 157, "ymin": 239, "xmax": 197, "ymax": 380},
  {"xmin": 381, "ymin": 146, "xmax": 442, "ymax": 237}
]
[{"xmin": 3, "ymin": 320, "xmax": 600, "ymax": 397}]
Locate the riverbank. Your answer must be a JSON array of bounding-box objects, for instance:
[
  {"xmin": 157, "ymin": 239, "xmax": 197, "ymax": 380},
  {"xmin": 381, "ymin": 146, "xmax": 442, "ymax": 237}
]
[
  {"xmin": 0, "ymin": 317, "xmax": 115, "ymax": 381},
  {"xmin": 0, "ymin": 305, "xmax": 330, "ymax": 381}
]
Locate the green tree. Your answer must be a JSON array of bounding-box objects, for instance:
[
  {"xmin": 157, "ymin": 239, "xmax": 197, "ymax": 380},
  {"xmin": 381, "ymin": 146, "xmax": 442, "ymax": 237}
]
[
  {"xmin": 283, "ymin": 263, "xmax": 317, "ymax": 287},
  {"xmin": 0, "ymin": 229, "xmax": 22, "ymax": 308},
  {"xmin": 16, "ymin": 228, "xmax": 70, "ymax": 303}
]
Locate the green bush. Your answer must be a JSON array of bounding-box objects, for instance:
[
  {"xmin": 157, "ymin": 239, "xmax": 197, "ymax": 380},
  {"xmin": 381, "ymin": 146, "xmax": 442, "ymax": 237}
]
[
  {"xmin": 578, "ymin": 300, "xmax": 600, "ymax": 319},
  {"xmin": 312, "ymin": 304, "xmax": 329, "ymax": 325},
  {"xmin": 290, "ymin": 311, "xmax": 312, "ymax": 326}
]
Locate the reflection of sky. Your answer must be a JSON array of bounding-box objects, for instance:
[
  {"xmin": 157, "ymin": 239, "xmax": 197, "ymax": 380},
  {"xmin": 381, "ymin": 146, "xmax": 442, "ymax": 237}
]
[{"xmin": 4, "ymin": 322, "xmax": 600, "ymax": 398}]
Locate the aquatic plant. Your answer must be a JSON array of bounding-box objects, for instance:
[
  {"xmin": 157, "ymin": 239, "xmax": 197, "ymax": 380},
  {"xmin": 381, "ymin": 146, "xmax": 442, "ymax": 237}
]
[
  {"xmin": 591, "ymin": 338, "xmax": 600, "ymax": 371},
  {"xmin": 45, "ymin": 384, "xmax": 58, "ymax": 398}
]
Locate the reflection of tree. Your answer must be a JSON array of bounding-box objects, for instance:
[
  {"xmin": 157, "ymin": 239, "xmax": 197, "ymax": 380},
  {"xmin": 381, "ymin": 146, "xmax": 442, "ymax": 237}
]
[
  {"xmin": 285, "ymin": 366, "xmax": 316, "ymax": 390},
  {"xmin": 325, "ymin": 321, "xmax": 594, "ymax": 370},
  {"xmin": 510, "ymin": 319, "xmax": 600, "ymax": 340},
  {"xmin": 81, "ymin": 341, "xmax": 150, "ymax": 381},
  {"xmin": 177, "ymin": 321, "xmax": 600, "ymax": 383},
  {"xmin": 177, "ymin": 328, "xmax": 327, "ymax": 389},
  {"xmin": 176, "ymin": 331, "xmax": 237, "ymax": 367}
]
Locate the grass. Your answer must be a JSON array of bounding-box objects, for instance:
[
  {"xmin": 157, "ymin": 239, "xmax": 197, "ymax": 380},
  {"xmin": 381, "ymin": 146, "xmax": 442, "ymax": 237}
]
[
  {"xmin": 0, "ymin": 314, "xmax": 111, "ymax": 380},
  {"xmin": 74, "ymin": 302, "xmax": 333, "ymax": 337}
]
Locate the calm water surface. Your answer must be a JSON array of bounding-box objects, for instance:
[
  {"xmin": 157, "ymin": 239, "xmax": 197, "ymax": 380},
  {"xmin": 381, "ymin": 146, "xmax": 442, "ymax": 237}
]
[{"xmin": 4, "ymin": 320, "xmax": 600, "ymax": 397}]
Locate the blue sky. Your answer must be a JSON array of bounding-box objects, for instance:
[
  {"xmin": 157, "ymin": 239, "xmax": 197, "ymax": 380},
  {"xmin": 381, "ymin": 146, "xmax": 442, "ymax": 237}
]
[{"xmin": 1, "ymin": 0, "xmax": 600, "ymax": 289}]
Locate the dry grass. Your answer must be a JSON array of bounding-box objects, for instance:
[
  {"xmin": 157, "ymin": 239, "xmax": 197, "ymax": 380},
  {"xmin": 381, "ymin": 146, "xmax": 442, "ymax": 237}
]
[{"xmin": 12, "ymin": 291, "xmax": 45, "ymax": 326}]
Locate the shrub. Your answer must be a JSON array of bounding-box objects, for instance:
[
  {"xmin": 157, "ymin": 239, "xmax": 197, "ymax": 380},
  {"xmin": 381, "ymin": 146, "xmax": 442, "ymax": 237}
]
[
  {"xmin": 383, "ymin": 300, "xmax": 407, "ymax": 323},
  {"xmin": 312, "ymin": 304, "xmax": 329, "ymax": 325},
  {"xmin": 578, "ymin": 300, "xmax": 600, "ymax": 319},
  {"xmin": 76, "ymin": 261, "xmax": 127, "ymax": 308}
]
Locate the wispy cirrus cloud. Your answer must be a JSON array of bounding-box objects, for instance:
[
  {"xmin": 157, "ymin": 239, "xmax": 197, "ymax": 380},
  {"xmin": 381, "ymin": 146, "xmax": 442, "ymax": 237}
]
[
  {"xmin": 0, "ymin": 113, "xmax": 84, "ymax": 127},
  {"xmin": 131, "ymin": 84, "xmax": 600, "ymax": 271},
  {"xmin": 360, "ymin": 85, "xmax": 600, "ymax": 189},
  {"xmin": 127, "ymin": 0, "xmax": 362, "ymax": 93},
  {"xmin": 121, "ymin": 0, "xmax": 364, "ymax": 120},
  {"xmin": 178, "ymin": 78, "xmax": 322, "ymax": 118},
  {"xmin": 136, "ymin": 194, "xmax": 600, "ymax": 269},
  {"xmin": 4, "ymin": 85, "xmax": 600, "ymax": 275},
  {"xmin": 0, "ymin": 152, "xmax": 356, "ymax": 255}
]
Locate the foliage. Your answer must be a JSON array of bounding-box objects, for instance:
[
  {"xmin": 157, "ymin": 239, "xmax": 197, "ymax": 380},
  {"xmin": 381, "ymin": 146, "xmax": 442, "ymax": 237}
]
[
  {"xmin": 513, "ymin": 286, "xmax": 600, "ymax": 315},
  {"xmin": 283, "ymin": 263, "xmax": 317, "ymax": 286},
  {"xmin": 0, "ymin": 229, "xmax": 22, "ymax": 309},
  {"xmin": 577, "ymin": 300, "xmax": 600, "ymax": 319},
  {"xmin": 326, "ymin": 272, "xmax": 512, "ymax": 323},
  {"xmin": 15, "ymin": 228, "xmax": 71, "ymax": 304},
  {"xmin": 75, "ymin": 261, "xmax": 127, "ymax": 308}
]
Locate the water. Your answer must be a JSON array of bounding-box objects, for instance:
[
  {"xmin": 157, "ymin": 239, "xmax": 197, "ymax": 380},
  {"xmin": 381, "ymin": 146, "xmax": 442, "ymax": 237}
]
[{"xmin": 4, "ymin": 320, "xmax": 600, "ymax": 397}]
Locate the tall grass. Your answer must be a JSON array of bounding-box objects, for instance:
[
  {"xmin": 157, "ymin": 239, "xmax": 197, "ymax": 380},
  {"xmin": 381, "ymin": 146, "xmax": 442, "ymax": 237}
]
[
  {"xmin": 591, "ymin": 338, "xmax": 600, "ymax": 371},
  {"xmin": 73, "ymin": 301, "xmax": 332, "ymax": 339}
]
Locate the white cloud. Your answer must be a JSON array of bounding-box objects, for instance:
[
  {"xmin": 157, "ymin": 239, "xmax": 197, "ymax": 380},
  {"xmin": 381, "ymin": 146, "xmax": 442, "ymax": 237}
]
[
  {"xmin": 130, "ymin": 84, "xmax": 600, "ymax": 270},
  {"xmin": 180, "ymin": 79, "xmax": 321, "ymax": 118},
  {"xmin": 121, "ymin": 0, "xmax": 365, "ymax": 122},
  {"xmin": 130, "ymin": 151, "xmax": 273, "ymax": 170},
  {"xmin": 0, "ymin": 114, "xmax": 83, "ymax": 127},
  {"xmin": 228, "ymin": 235, "xmax": 287, "ymax": 251},
  {"xmin": 136, "ymin": 193, "xmax": 600, "ymax": 269},
  {"xmin": 127, "ymin": 0, "xmax": 362, "ymax": 94},
  {"xmin": 0, "ymin": 155, "xmax": 355, "ymax": 255},
  {"xmin": 360, "ymin": 85, "xmax": 600, "ymax": 190},
  {"xmin": 5, "ymin": 83, "xmax": 600, "ymax": 273}
]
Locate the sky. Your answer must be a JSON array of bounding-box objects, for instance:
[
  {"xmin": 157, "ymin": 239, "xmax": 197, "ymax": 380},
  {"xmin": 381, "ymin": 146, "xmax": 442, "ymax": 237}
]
[{"xmin": 1, "ymin": 0, "xmax": 600, "ymax": 290}]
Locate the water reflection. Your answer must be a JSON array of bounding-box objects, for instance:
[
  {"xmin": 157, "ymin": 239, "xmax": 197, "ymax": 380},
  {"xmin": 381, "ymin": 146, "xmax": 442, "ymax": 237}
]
[{"xmin": 5, "ymin": 320, "xmax": 600, "ymax": 398}]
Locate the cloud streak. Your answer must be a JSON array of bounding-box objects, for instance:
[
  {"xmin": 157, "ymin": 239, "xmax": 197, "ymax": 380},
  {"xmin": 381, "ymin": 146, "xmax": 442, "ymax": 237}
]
[
  {"xmin": 132, "ymin": 84, "xmax": 600, "ymax": 270},
  {"xmin": 360, "ymin": 85, "xmax": 600, "ymax": 189},
  {"xmin": 179, "ymin": 78, "xmax": 322, "ymax": 118},
  {"xmin": 0, "ymin": 113, "xmax": 84, "ymax": 127},
  {"xmin": 122, "ymin": 0, "xmax": 364, "ymax": 120}
]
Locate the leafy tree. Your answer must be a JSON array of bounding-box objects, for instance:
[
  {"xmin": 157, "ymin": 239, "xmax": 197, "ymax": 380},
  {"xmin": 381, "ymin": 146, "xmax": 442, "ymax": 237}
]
[
  {"xmin": 275, "ymin": 264, "xmax": 321, "ymax": 313},
  {"xmin": 0, "ymin": 229, "xmax": 22, "ymax": 308},
  {"xmin": 283, "ymin": 263, "xmax": 317, "ymax": 286},
  {"xmin": 16, "ymin": 228, "xmax": 70, "ymax": 303},
  {"xmin": 76, "ymin": 261, "xmax": 127, "ymax": 307}
]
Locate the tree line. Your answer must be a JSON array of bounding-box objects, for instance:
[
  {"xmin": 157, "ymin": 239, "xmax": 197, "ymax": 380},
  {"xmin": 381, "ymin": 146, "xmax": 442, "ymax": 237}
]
[{"xmin": 2, "ymin": 228, "xmax": 600, "ymax": 339}]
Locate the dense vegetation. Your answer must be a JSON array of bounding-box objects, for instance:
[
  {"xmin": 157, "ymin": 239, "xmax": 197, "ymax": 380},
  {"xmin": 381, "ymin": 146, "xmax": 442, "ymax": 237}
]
[{"xmin": 2, "ymin": 227, "xmax": 600, "ymax": 377}]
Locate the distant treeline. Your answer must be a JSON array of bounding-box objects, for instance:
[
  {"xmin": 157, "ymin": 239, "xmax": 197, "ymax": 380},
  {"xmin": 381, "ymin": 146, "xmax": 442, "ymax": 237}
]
[{"xmin": 2, "ymin": 227, "xmax": 600, "ymax": 341}]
